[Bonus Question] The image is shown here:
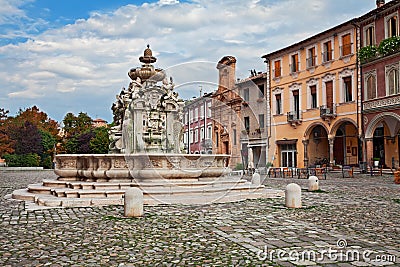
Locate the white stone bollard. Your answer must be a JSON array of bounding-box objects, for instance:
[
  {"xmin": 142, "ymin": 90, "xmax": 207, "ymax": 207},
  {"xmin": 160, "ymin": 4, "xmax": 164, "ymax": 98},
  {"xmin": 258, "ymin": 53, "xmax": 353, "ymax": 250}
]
[
  {"xmin": 124, "ymin": 187, "xmax": 143, "ymax": 217},
  {"xmin": 285, "ymin": 183, "xmax": 302, "ymax": 208},
  {"xmin": 252, "ymin": 173, "xmax": 261, "ymax": 186},
  {"xmin": 308, "ymin": 176, "xmax": 319, "ymax": 191}
]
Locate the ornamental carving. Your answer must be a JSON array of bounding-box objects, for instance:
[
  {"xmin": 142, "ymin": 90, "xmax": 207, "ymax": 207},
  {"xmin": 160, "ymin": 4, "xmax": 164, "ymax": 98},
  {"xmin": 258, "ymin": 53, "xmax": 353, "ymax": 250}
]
[
  {"xmin": 113, "ymin": 159, "xmax": 127, "ymax": 169},
  {"xmin": 363, "ymin": 95, "xmax": 400, "ymax": 110},
  {"xmin": 60, "ymin": 159, "xmax": 76, "ymax": 169}
]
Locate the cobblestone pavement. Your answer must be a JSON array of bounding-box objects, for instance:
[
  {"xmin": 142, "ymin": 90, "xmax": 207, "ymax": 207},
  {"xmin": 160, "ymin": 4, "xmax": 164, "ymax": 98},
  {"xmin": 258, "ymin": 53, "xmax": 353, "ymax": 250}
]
[{"xmin": 0, "ymin": 170, "xmax": 399, "ymax": 266}]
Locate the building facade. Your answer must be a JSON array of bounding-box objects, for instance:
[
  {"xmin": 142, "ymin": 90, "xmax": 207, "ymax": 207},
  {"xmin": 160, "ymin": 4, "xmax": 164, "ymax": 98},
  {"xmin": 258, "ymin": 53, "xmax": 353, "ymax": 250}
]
[
  {"xmin": 359, "ymin": 0, "xmax": 400, "ymax": 168},
  {"xmin": 182, "ymin": 93, "xmax": 213, "ymax": 154},
  {"xmin": 211, "ymin": 56, "xmax": 242, "ymax": 168},
  {"xmin": 262, "ymin": 19, "xmax": 361, "ymax": 168},
  {"xmin": 236, "ymin": 72, "xmax": 269, "ymax": 170}
]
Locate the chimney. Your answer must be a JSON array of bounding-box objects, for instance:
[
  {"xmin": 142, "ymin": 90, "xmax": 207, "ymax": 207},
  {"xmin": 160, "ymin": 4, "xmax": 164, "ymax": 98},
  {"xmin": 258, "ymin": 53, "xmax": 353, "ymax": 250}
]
[{"xmin": 376, "ymin": 0, "xmax": 385, "ymax": 8}]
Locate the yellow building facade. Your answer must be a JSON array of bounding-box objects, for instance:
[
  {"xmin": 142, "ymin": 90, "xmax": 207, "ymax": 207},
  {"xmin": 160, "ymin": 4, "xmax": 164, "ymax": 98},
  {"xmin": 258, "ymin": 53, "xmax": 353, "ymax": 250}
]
[{"xmin": 262, "ymin": 19, "xmax": 362, "ymax": 168}]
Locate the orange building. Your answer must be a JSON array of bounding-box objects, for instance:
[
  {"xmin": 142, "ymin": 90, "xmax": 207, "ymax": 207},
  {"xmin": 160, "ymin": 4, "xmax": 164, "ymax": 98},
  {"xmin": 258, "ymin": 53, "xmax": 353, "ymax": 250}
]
[{"xmin": 262, "ymin": 19, "xmax": 361, "ymax": 168}]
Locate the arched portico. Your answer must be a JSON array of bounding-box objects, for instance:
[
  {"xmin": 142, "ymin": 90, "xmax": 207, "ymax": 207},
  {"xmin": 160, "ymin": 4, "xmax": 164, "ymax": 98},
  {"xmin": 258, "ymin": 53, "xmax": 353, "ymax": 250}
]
[
  {"xmin": 303, "ymin": 122, "xmax": 330, "ymax": 167},
  {"xmin": 365, "ymin": 112, "xmax": 400, "ymax": 168},
  {"xmin": 330, "ymin": 119, "xmax": 358, "ymax": 166}
]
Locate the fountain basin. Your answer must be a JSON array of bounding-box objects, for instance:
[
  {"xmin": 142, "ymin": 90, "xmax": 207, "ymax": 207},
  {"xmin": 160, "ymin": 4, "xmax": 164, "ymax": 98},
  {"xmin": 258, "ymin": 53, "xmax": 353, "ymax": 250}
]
[{"xmin": 55, "ymin": 153, "xmax": 230, "ymax": 181}]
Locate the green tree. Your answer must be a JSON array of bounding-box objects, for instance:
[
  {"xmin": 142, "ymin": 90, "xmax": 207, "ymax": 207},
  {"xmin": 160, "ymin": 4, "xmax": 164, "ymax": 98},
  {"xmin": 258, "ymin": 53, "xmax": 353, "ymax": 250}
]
[
  {"xmin": 62, "ymin": 112, "xmax": 93, "ymax": 137},
  {"xmin": 90, "ymin": 127, "xmax": 110, "ymax": 154}
]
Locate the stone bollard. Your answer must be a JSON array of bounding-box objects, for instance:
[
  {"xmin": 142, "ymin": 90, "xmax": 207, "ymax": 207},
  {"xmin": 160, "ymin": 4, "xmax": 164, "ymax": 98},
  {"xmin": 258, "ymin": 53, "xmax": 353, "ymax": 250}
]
[
  {"xmin": 308, "ymin": 176, "xmax": 319, "ymax": 191},
  {"xmin": 285, "ymin": 183, "xmax": 302, "ymax": 208},
  {"xmin": 124, "ymin": 187, "xmax": 143, "ymax": 217},
  {"xmin": 252, "ymin": 173, "xmax": 261, "ymax": 186}
]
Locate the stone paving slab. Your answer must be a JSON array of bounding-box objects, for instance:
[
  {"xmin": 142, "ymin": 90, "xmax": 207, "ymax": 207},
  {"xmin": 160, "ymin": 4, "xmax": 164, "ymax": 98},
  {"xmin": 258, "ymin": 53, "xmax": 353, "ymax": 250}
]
[{"xmin": 0, "ymin": 170, "xmax": 399, "ymax": 266}]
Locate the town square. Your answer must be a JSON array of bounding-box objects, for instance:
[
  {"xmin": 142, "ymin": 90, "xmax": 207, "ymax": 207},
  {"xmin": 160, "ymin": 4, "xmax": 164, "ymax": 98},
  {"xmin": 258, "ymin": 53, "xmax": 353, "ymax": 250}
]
[{"xmin": 1, "ymin": 0, "xmax": 400, "ymax": 266}]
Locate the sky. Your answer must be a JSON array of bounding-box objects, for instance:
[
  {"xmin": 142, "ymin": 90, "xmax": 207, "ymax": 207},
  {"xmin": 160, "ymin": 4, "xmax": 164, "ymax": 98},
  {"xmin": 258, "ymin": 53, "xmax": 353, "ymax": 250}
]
[{"xmin": 0, "ymin": 0, "xmax": 377, "ymax": 123}]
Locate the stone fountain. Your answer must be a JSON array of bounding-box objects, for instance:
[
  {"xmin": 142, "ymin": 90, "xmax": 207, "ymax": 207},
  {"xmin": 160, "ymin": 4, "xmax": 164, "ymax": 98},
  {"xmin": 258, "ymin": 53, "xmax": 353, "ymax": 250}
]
[{"xmin": 11, "ymin": 46, "xmax": 283, "ymax": 209}]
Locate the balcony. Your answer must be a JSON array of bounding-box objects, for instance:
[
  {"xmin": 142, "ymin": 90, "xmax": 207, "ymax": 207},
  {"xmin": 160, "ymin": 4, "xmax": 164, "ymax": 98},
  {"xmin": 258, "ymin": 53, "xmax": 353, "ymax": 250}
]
[
  {"xmin": 287, "ymin": 111, "xmax": 302, "ymax": 128},
  {"xmin": 322, "ymin": 50, "xmax": 333, "ymax": 63},
  {"xmin": 320, "ymin": 105, "xmax": 336, "ymax": 124},
  {"xmin": 306, "ymin": 56, "xmax": 317, "ymax": 69}
]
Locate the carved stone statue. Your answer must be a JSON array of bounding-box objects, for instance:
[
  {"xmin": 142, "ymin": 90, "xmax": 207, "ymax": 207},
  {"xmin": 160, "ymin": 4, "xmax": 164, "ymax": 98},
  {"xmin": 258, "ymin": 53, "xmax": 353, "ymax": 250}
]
[{"xmin": 109, "ymin": 46, "xmax": 184, "ymax": 154}]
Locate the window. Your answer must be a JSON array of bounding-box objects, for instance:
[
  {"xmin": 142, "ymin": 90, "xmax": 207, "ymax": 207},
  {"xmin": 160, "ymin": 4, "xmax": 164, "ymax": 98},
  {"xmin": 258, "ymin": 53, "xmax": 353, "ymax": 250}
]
[
  {"xmin": 291, "ymin": 53, "xmax": 299, "ymax": 73},
  {"xmin": 258, "ymin": 114, "xmax": 264, "ymax": 129},
  {"xmin": 310, "ymin": 85, "xmax": 317, "ymax": 109},
  {"xmin": 388, "ymin": 69, "xmax": 399, "ymax": 95},
  {"xmin": 307, "ymin": 47, "xmax": 316, "ymax": 68},
  {"xmin": 243, "ymin": 88, "xmax": 249, "ymax": 102},
  {"xmin": 365, "ymin": 26, "xmax": 375, "ymax": 46},
  {"xmin": 258, "ymin": 84, "xmax": 265, "ymax": 98},
  {"xmin": 341, "ymin": 33, "xmax": 352, "ymax": 57},
  {"xmin": 244, "ymin": 116, "xmax": 250, "ymax": 131},
  {"xmin": 184, "ymin": 131, "xmax": 188, "ymax": 144},
  {"xmin": 190, "ymin": 130, "xmax": 193, "ymax": 143},
  {"xmin": 275, "ymin": 94, "xmax": 282, "ymax": 115},
  {"xmin": 207, "ymin": 102, "xmax": 211, "ymax": 118},
  {"xmin": 293, "ymin": 90, "xmax": 300, "ymax": 119},
  {"xmin": 233, "ymin": 129, "xmax": 237, "ymax": 145},
  {"xmin": 194, "ymin": 108, "xmax": 198, "ymax": 121},
  {"xmin": 207, "ymin": 126, "xmax": 212, "ymax": 139},
  {"xmin": 387, "ymin": 15, "xmax": 398, "ymax": 38},
  {"xmin": 274, "ymin": 60, "xmax": 281, "ymax": 78},
  {"xmin": 200, "ymin": 128, "xmax": 204, "ymax": 140},
  {"xmin": 343, "ymin": 77, "xmax": 352, "ymax": 102},
  {"xmin": 200, "ymin": 105, "xmax": 204, "ymax": 119},
  {"xmin": 323, "ymin": 41, "xmax": 333, "ymax": 62},
  {"xmin": 184, "ymin": 112, "xmax": 188, "ymax": 124},
  {"xmin": 280, "ymin": 144, "xmax": 297, "ymax": 167},
  {"xmin": 195, "ymin": 128, "xmax": 199, "ymax": 143},
  {"xmin": 366, "ymin": 75, "xmax": 377, "ymax": 100}
]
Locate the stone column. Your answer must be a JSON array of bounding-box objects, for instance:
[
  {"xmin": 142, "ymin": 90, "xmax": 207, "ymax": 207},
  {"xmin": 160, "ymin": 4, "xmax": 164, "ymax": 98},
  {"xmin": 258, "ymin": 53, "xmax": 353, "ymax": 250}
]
[
  {"xmin": 366, "ymin": 138, "xmax": 374, "ymax": 165},
  {"xmin": 302, "ymin": 139, "xmax": 309, "ymax": 167},
  {"xmin": 328, "ymin": 137, "xmax": 335, "ymax": 165}
]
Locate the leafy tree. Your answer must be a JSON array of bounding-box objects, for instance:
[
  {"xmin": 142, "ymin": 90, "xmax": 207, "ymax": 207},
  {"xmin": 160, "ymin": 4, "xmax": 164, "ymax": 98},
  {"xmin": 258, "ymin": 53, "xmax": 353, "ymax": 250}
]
[
  {"xmin": 65, "ymin": 135, "xmax": 79, "ymax": 154},
  {"xmin": 62, "ymin": 112, "xmax": 92, "ymax": 137},
  {"xmin": 0, "ymin": 108, "xmax": 14, "ymax": 157},
  {"xmin": 76, "ymin": 131, "xmax": 95, "ymax": 153},
  {"xmin": 90, "ymin": 127, "xmax": 110, "ymax": 154},
  {"xmin": 40, "ymin": 129, "xmax": 57, "ymax": 154},
  {"xmin": 14, "ymin": 106, "xmax": 59, "ymax": 136},
  {"xmin": 13, "ymin": 121, "xmax": 43, "ymax": 155}
]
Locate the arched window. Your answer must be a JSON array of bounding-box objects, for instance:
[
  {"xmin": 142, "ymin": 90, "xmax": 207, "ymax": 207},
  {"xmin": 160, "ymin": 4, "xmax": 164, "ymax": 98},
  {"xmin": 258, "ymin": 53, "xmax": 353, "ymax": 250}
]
[
  {"xmin": 366, "ymin": 75, "xmax": 376, "ymax": 100},
  {"xmin": 387, "ymin": 16, "xmax": 398, "ymax": 37},
  {"xmin": 387, "ymin": 69, "xmax": 399, "ymax": 95},
  {"xmin": 365, "ymin": 26, "xmax": 375, "ymax": 46}
]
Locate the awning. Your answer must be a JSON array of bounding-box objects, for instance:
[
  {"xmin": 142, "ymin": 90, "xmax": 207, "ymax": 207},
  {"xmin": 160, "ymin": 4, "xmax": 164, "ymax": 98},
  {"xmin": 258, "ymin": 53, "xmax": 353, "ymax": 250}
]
[{"xmin": 275, "ymin": 139, "xmax": 297, "ymax": 145}]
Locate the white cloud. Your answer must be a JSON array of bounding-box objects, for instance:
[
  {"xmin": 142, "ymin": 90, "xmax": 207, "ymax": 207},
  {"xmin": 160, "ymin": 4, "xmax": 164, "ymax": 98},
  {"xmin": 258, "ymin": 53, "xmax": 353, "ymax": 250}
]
[{"xmin": 0, "ymin": 0, "xmax": 377, "ymax": 121}]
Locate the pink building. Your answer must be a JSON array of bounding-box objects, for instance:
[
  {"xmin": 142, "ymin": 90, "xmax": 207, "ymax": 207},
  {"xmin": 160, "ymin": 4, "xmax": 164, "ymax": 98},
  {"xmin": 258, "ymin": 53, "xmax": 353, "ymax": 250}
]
[{"xmin": 183, "ymin": 93, "xmax": 213, "ymax": 154}]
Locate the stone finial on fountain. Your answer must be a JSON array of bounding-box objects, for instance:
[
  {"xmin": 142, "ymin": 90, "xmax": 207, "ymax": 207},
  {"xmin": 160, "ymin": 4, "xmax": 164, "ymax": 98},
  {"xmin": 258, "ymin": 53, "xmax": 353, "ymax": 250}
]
[{"xmin": 128, "ymin": 45, "xmax": 165, "ymax": 82}]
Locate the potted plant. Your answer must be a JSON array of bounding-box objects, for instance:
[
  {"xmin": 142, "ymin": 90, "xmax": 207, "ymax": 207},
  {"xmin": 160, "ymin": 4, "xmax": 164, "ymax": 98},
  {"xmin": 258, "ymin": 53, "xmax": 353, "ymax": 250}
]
[
  {"xmin": 357, "ymin": 45, "xmax": 378, "ymax": 63},
  {"xmin": 373, "ymin": 158, "xmax": 380, "ymax": 167},
  {"xmin": 378, "ymin": 36, "xmax": 400, "ymax": 56}
]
